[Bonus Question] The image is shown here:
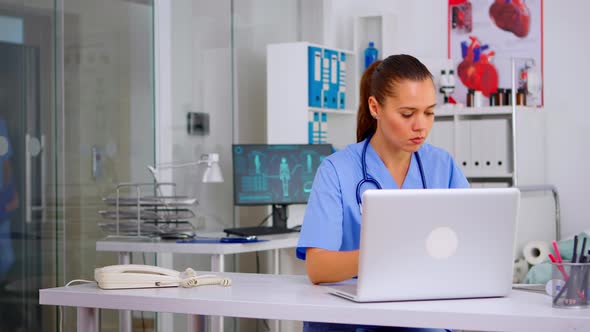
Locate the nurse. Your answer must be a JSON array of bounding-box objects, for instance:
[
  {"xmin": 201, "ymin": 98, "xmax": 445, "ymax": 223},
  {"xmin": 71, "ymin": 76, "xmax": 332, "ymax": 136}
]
[{"xmin": 296, "ymin": 54, "xmax": 469, "ymax": 332}]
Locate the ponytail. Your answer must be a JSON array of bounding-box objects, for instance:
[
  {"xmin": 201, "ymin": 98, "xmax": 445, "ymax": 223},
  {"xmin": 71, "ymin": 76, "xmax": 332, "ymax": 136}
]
[{"xmin": 356, "ymin": 60, "xmax": 382, "ymax": 142}]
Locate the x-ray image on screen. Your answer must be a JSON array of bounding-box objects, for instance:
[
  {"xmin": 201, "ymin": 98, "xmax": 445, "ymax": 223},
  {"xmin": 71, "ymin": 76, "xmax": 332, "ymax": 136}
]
[{"xmin": 232, "ymin": 144, "xmax": 333, "ymax": 205}]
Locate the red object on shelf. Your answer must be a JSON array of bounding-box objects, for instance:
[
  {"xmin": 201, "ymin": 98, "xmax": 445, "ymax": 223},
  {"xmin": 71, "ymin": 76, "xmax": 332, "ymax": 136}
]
[
  {"xmin": 489, "ymin": 0, "xmax": 531, "ymax": 38},
  {"xmin": 457, "ymin": 36, "xmax": 499, "ymax": 97}
]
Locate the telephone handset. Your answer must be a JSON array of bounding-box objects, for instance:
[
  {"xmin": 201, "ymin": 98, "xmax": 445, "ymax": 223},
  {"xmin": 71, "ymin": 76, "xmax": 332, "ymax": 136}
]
[{"xmin": 94, "ymin": 264, "xmax": 231, "ymax": 289}]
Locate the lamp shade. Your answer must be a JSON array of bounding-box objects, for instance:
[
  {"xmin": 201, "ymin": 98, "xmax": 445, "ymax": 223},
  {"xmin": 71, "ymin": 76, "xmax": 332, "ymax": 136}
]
[
  {"xmin": 202, "ymin": 162, "xmax": 224, "ymax": 183},
  {"xmin": 200, "ymin": 153, "xmax": 224, "ymax": 183}
]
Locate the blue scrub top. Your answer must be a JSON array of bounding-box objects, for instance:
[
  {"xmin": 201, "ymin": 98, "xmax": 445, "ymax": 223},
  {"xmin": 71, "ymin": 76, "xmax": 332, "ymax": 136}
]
[
  {"xmin": 297, "ymin": 139, "xmax": 469, "ymax": 260},
  {"xmin": 0, "ymin": 119, "xmax": 13, "ymax": 190}
]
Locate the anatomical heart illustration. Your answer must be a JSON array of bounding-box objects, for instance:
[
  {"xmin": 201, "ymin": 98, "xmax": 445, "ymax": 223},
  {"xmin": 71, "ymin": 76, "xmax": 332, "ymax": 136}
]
[
  {"xmin": 489, "ymin": 0, "xmax": 531, "ymax": 38},
  {"xmin": 457, "ymin": 36, "xmax": 498, "ymax": 97}
]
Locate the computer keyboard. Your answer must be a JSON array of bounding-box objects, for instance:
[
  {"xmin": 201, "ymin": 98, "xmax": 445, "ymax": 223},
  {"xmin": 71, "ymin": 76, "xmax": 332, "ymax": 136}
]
[{"xmin": 223, "ymin": 226, "xmax": 299, "ymax": 237}]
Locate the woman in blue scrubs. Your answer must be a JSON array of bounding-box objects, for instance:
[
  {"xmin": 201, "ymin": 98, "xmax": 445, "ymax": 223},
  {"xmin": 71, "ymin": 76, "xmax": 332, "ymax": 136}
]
[{"xmin": 296, "ymin": 55, "xmax": 469, "ymax": 332}]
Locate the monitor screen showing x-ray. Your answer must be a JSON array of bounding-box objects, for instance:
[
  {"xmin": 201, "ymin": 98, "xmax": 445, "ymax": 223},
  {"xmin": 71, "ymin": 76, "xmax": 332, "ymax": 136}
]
[{"xmin": 232, "ymin": 144, "xmax": 333, "ymax": 205}]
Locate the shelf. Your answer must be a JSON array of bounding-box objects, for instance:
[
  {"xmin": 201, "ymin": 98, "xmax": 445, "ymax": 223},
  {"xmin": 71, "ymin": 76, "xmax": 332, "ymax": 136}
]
[
  {"xmin": 435, "ymin": 106, "xmax": 539, "ymax": 118},
  {"xmin": 465, "ymin": 172, "xmax": 513, "ymax": 179},
  {"xmin": 308, "ymin": 107, "xmax": 356, "ymax": 115},
  {"xmin": 459, "ymin": 106, "xmax": 513, "ymax": 116},
  {"xmin": 306, "ymin": 42, "xmax": 354, "ymax": 55}
]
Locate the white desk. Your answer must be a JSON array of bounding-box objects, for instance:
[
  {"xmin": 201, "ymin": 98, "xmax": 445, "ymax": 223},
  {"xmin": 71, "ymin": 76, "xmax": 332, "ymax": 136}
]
[
  {"xmin": 40, "ymin": 272, "xmax": 590, "ymax": 332},
  {"xmin": 96, "ymin": 232, "xmax": 299, "ymax": 332}
]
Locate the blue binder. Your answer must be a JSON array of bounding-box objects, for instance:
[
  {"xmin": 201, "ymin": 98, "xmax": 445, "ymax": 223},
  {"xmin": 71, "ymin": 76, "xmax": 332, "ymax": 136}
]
[
  {"xmin": 323, "ymin": 49, "xmax": 339, "ymax": 109},
  {"xmin": 320, "ymin": 113, "xmax": 328, "ymax": 143},
  {"xmin": 338, "ymin": 52, "xmax": 347, "ymax": 109},
  {"xmin": 308, "ymin": 112, "xmax": 321, "ymax": 144},
  {"xmin": 308, "ymin": 46, "xmax": 323, "ymax": 108}
]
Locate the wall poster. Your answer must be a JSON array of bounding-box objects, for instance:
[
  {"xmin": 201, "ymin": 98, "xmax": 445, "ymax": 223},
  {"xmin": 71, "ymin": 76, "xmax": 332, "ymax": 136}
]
[{"xmin": 448, "ymin": 0, "xmax": 543, "ymax": 106}]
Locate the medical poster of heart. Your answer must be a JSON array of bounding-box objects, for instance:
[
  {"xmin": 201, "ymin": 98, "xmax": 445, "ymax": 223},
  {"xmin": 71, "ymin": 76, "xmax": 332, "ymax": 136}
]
[{"xmin": 448, "ymin": 0, "xmax": 543, "ymax": 106}]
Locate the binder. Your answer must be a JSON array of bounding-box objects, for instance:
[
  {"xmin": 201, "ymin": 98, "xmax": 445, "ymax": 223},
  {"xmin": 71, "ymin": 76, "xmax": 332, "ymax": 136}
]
[
  {"xmin": 308, "ymin": 112, "xmax": 321, "ymax": 144},
  {"xmin": 308, "ymin": 46, "xmax": 323, "ymax": 107},
  {"xmin": 470, "ymin": 119, "xmax": 508, "ymax": 176},
  {"xmin": 469, "ymin": 119, "xmax": 486, "ymax": 175},
  {"xmin": 323, "ymin": 48, "xmax": 339, "ymax": 109},
  {"xmin": 456, "ymin": 119, "xmax": 472, "ymax": 176},
  {"xmin": 489, "ymin": 118, "xmax": 510, "ymax": 174},
  {"xmin": 320, "ymin": 113, "xmax": 328, "ymax": 143},
  {"xmin": 338, "ymin": 52, "xmax": 347, "ymax": 109},
  {"xmin": 429, "ymin": 119, "xmax": 454, "ymax": 155}
]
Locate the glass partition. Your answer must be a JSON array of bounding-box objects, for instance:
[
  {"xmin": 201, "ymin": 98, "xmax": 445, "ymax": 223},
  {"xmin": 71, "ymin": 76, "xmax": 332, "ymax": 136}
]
[
  {"xmin": 0, "ymin": 0, "xmax": 156, "ymax": 331},
  {"xmin": 0, "ymin": 1, "xmax": 60, "ymax": 330},
  {"xmin": 58, "ymin": 0, "xmax": 156, "ymax": 330}
]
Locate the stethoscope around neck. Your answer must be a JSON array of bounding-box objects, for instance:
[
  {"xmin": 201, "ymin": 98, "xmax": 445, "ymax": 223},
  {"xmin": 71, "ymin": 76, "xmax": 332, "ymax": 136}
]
[{"xmin": 355, "ymin": 132, "xmax": 428, "ymax": 213}]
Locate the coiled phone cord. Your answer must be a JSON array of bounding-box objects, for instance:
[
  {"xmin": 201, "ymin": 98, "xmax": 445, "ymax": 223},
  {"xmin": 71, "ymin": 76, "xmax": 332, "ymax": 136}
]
[{"xmin": 171, "ymin": 268, "xmax": 232, "ymax": 288}]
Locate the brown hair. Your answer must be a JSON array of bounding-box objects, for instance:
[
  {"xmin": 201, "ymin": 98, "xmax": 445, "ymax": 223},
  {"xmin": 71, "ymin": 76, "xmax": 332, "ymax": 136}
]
[{"xmin": 356, "ymin": 54, "xmax": 433, "ymax": 142}]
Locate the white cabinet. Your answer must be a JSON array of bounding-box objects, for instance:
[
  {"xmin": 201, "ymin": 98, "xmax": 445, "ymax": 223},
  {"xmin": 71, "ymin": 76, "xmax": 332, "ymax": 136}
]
[
  {"xmin": 266, "ymin": 42, "xmax": 359, "ymax": 232},
  {"xmin": 267, "ymin": 42, "xmax": 357, "ymax": 149},
  {"xmin": 428, "ymin": 105, "xmax": 545, "ymax": 187}
]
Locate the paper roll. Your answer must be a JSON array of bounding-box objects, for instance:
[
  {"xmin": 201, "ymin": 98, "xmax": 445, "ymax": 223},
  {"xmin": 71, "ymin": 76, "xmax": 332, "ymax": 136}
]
[{"xmin": 523, "ymin": 241, "xmax": 550, "ymax": 265}]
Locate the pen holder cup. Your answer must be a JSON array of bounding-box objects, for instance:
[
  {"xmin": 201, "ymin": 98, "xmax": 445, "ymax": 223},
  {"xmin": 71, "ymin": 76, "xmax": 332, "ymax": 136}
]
[{"xmin": 550, "ymin": 261, "xmax": 590, "ymax": 308}]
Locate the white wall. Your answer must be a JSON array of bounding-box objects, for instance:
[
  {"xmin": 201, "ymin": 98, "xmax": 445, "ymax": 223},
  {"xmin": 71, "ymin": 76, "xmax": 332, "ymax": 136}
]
[
  {"xmin": 324, "ymin": 0, "xmax": 446, "ymax": 58},
  {"xmin": 232, "ymin": 2, "xmax": 301, "ymax": 330},
  {"xmin": 232, "ymin": 0, "xmax": 300, "ymax": 231},
  {"xmin": 233, "ymin": 0, "xmax": 300, "ymax": 143},
  {"xmin": 544, "ymin": 0, "xmax": 590, "ymax": 237},
  {"xmin": 159, "ymin": 1, "xmax": 234, "ymax": 330},
  {"xmin": 321, "ymin": 0, "xmax": 588, "ymax": 239},
  {"xmin": 128, "ymin": 3, "xmax": 154, "ymax": 183},
  {"xmin": 168, "ymin": 0, "xmax": 233, "ymax": 234}
]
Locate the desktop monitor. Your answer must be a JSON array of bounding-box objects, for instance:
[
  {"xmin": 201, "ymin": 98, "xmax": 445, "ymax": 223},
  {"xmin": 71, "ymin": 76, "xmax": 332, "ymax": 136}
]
[{"xmin": 228, "ymin": 144, "xmax": 333, "ymax": 236}]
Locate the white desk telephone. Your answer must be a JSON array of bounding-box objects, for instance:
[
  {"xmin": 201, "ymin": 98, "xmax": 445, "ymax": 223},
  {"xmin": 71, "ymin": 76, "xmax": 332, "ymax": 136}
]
[{"xmin": 94, "ymin": 264, "xmax": 231, "ymax": 289}]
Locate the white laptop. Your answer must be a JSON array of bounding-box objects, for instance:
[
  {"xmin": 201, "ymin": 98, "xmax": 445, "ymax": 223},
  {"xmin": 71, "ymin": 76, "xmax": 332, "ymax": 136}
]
[{"xmin": 328, "ymin": 188, "xmax": 520, "ymax": 302}]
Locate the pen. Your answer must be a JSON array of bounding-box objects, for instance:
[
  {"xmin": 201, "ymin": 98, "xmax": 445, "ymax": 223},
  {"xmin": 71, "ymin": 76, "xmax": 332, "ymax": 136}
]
[
  {"xmin": 552, "ymin": 240, "xmax": 563, "ymax": 263},
  {"xmin": 553, "ymin": 273, "xmax": 576, "ymax": 305},
  {"xmin": 584, "ymin": 249, "xmax": 590, "ymax": 300},
  {"xmin": 548, "ymin": 253, "xmax": 568, "ymax": 280},
  {"xmin": 572, "ymin": 235, "xmax": 579, "ymax": 263},
  {"xmin": 565, "ymin": 236, "xmax": 579, "ymax": 302},
  {"xmin": 177, "ymin": 236, "xmax": 263, "ymax": 244},
  {"xmin": 553, "ymin": 272, "xmax": 573, "ymax": 304},
  {"xmin": 579, "ymin": 238, "xmax": 587, "ymax": 262}
]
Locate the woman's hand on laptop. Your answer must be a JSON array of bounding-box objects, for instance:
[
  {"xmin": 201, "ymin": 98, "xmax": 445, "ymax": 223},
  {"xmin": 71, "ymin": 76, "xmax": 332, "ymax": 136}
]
[{"xmin": 305, "ymin": 248, "xmax": 359, "ymax": 284}]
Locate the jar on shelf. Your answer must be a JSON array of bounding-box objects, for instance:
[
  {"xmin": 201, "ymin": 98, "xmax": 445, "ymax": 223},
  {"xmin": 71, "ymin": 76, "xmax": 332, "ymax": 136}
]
[
  {"xmin": 504, "ymin": 88, "xmax": 512, "ymax": 106},
  {"xmin": 489, "ymin": 92, "xmax": 499, "ymax": 106},
  {"xmin": 497, "ymin": 88, "xmax": 506, "ymax": 106},
  {"xmin": 466, "ymin": 89, "xmax": 475, "ymax": 107},
  {"xmin": 516, "ymin": 88, "xmax": 527, "ymax": 106}
]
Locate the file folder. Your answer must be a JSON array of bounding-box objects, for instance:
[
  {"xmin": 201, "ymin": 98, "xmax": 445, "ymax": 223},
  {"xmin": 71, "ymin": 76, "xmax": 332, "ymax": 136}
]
[
  {"xmin": 323, "ymin": 48, "xmax": 338, "ymax": 109},
  {"xmin": 320, "ymin": 113, "xmax": 328, "ymax": 143},
  {"xmin": 338, "ymin": 52, "xmax": 347, "ymax": 109},
  {"xmin": 469, "ymin": 119, "xmax": 486, "ymax": 175},
  {"xmin": 456, "ymin": 119, "xmax": 472, "ymax": 175},
  {"xmin": 429, "ymin": 119, "xmax": 454, "ymax": 155},
  {"xmin": 308, "ymin": 46, "xmax": 323, "ymax": 107},
  {"xmin": 488, "ymin": 118, "xmax": 510, "ymax": 174},
  {"xmin": 308, "ymin": 112, "xmax": 321, "ymax": 144}
]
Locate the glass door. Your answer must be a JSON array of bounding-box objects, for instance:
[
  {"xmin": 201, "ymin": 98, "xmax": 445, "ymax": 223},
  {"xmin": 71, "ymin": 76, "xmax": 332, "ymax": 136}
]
[
  {"xmin": 57, "ymin": 0, "xmax": 157, "ymax": 330},
  {"xmin": 0, "ymin": 0, "xmax": 156, "ymax": 330},
  {"xmin": 0, "ymin": 3, "xmax": 55, "ymax": 328}
]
